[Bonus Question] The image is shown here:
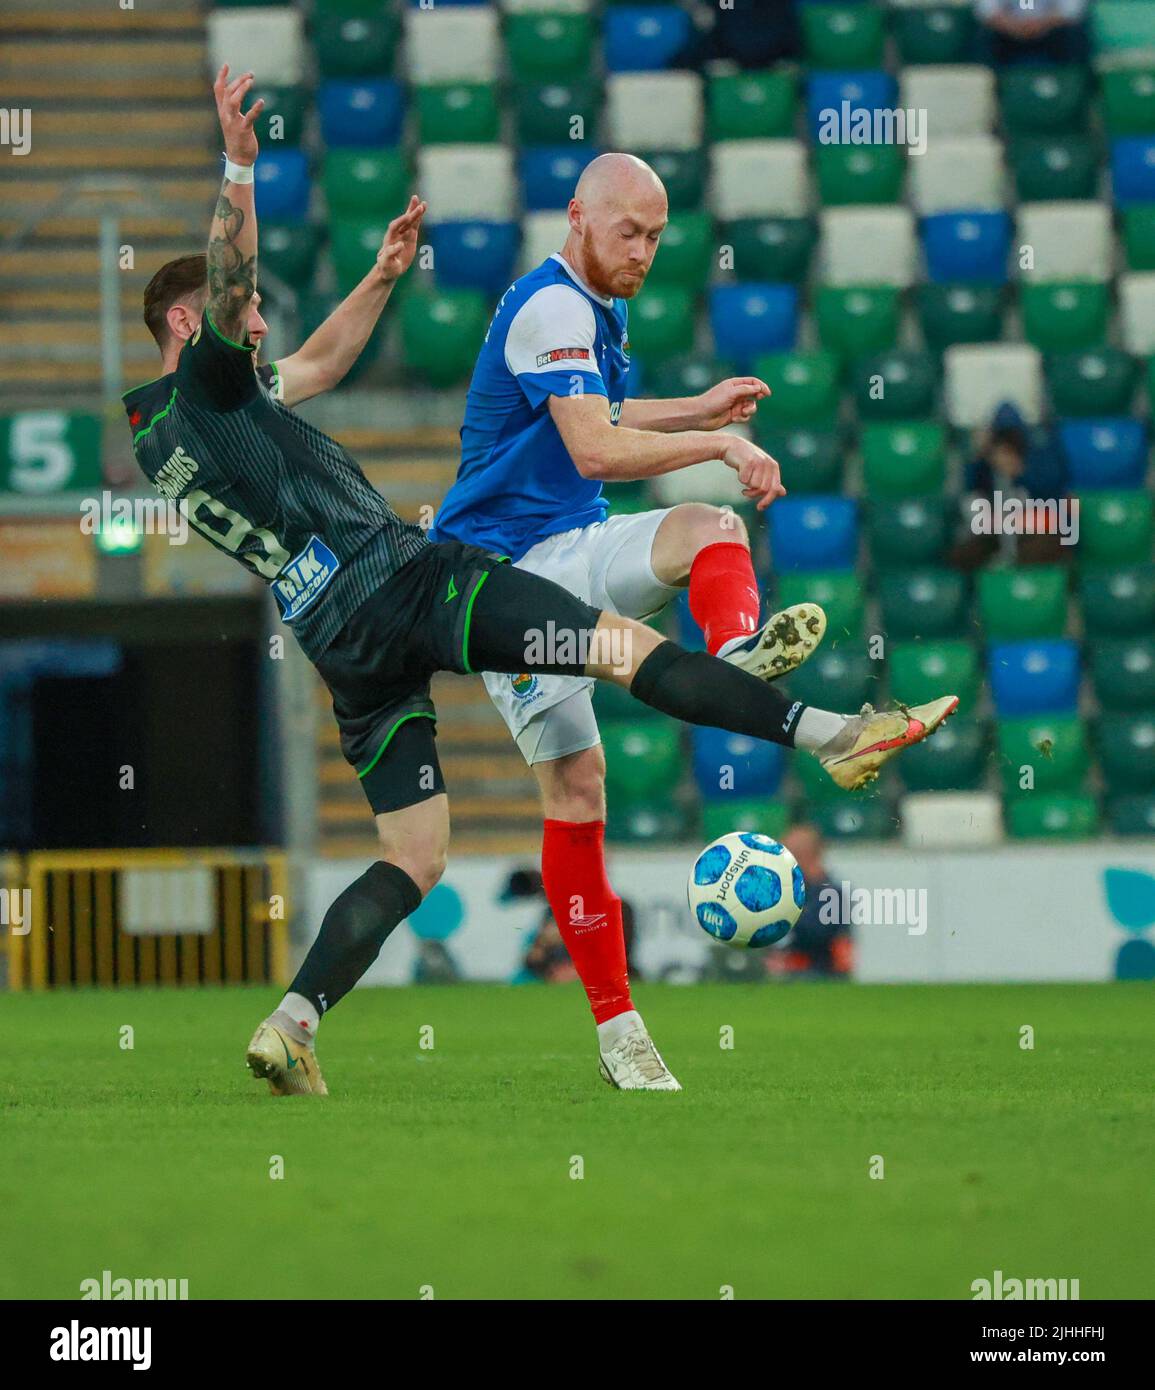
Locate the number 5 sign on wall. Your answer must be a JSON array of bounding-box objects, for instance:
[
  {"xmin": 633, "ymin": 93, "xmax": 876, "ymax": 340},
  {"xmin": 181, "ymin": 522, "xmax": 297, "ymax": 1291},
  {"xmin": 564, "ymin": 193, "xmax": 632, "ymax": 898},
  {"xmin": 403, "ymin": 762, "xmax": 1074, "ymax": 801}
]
[{"xmin": 0, "ymin": 412, "xmax": 103, "ymax": 495}]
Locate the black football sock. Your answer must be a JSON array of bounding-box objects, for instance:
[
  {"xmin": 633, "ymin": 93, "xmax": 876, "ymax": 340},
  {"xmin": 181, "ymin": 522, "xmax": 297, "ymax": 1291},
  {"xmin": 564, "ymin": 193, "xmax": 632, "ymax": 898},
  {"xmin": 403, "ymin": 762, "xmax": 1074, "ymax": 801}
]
[
  {"xmin": 628, "ymin": 641, "xmax": 808, "ymax": 748},
  {"xmin": 289, "ymin": 861, "xmax": 422, "ymax": 1016}
]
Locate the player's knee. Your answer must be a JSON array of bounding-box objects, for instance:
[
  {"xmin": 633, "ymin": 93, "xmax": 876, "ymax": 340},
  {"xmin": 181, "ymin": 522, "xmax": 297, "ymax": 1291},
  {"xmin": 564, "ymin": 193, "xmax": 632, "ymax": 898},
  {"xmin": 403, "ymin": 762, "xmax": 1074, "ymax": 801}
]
[
  {"xmin": 382, "ymin": 845, "xmax": 446, "ymax": 900},
  {"xmin": 538, "ymin": 745, "xmax": 606, "ymax": 822},
  {"xmin": 671, "ymin": 502, "xmax": 749, "ymax": 564}
]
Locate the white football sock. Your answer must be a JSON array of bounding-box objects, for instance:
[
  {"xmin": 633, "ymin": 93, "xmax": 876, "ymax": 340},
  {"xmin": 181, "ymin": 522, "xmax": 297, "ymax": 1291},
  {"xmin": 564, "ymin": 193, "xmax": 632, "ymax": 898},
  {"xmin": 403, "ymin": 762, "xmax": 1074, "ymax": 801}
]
[
  {"xmin": 795, "ymin": 707, "xmax": 849, "ymax": 752},
  {"xmin": 274, "ymin": 992, "xmax": 319, "ymax": 1046},
  {"xmin": 597, "ymin": 1009, "xmax": 644, "ymax": 1050}
]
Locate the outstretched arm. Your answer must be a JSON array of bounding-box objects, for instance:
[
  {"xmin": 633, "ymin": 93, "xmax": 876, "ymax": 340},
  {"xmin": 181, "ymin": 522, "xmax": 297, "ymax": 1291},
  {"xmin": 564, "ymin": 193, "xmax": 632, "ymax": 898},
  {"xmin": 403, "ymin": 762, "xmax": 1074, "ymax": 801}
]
[
  {"xmin": 206, "ymin": 65, "xmax": 262, "ymax": 344},
  {"xmin": 619, "ymin": 377, "xmax": 770, "ymax": 432}
]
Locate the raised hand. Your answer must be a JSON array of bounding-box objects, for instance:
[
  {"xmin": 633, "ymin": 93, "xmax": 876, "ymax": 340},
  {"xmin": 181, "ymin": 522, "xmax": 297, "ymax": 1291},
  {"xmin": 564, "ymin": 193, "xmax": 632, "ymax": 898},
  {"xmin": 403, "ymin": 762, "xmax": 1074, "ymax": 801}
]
[
  {"xmin": 720, "ymin": 435, "xmax": 786, "ymax": 512},
  {"xmin": 213, "ymin": 64, "xmax": 262, "ymax": 168},
  {"xmin": 695, "ymin": 376, "xmax": 771, "ymax": 430},
  {"xmin": 376, "ymin": 196, "xmax": 428, "ymax": 284}
]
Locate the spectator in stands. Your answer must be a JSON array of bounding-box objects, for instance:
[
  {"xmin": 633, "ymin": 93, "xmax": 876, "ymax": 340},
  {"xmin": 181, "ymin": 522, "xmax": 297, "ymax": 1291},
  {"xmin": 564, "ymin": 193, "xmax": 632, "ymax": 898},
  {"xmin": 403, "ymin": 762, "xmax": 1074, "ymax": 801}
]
[
  {"xmin": 680, "ymin": 0, "xmax": 800, "ymax": 71},
  {"xmin": 767, "ymin": 824, "xmax": 852, "ymax": 979},
  {"xmin": 505, "ymin": 865, "xmax": 641, "ymax": 985},
  {"xmin": 951, "ymin": 401, "xmax": 1070, "ymax": 572},
  {"xmin": 975, "ymin": 0, "xmax": 1089, "ymax": 66}
]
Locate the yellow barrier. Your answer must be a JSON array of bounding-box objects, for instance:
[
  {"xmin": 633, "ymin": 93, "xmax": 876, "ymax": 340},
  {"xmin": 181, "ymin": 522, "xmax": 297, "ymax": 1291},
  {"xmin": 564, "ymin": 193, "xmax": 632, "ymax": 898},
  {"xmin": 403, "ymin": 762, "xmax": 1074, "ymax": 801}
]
[{"xmin": 7, "ymin": 849, "xmax": 290, "ymax": 991}]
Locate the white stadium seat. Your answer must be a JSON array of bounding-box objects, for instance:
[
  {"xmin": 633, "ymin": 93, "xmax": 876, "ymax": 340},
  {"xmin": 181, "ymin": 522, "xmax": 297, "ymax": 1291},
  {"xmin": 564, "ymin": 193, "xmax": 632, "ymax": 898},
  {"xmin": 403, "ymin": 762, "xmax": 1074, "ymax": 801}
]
[
  {"xmin": 606, "ymin": 72, "xmax": 703, "ymax": 153},
  {"xmin": 910, "ymin": 135, "xmax": 1005, "ymax": 215},
  {"xmin": 1016, "ymin": 202, "xmax": 1113, "ymax": 283},
  {"xmin": 207, "ymin": 8, "xmax": 304, "ymax": 88},
  {"xmin": 500, "ymin": 0, "xmax": 593, "ymax": 12},
  {"xmin": 944, "ymin": 343, "xmax": 1045, "ymax": 427},
  {"xmin": 901, "ymin": 793, "xmax": 1004, "ymax": 851},
  {"xmin": 710, "ymin": 140, "xmax": 810, "ymax": 219},
  {"xmin": 1118, "ymin": 271, "xmax": 1155, "ymax": 355},
  {"xmin": 417, "ymin": 146, "xmax": 516, "ymax": 224},
  {"xmin": 406, "ymin": 7, "xmax": 501, "ymax": 85},
  {"xmin": 900, "ymin": 65, "xmax": 997, "ymax": 136},
  {"xmin": 518, "ymin": 211, "xmax": 570, "ymax": 273},
  {"xmin": 819, "ymin": 207, "xmax": 918, "ymax": 287},
  {"xmin": 651, "ymin": 457, "xmax": 743, "ymax": 508}
]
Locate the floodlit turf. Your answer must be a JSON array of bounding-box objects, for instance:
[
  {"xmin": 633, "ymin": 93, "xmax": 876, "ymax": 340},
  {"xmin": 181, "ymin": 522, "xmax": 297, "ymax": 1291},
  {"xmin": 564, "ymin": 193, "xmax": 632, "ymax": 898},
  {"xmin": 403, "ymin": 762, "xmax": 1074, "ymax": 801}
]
[{"xmin": 1, "ymin": 981, "xmax": 1152, "ymax": 1300}]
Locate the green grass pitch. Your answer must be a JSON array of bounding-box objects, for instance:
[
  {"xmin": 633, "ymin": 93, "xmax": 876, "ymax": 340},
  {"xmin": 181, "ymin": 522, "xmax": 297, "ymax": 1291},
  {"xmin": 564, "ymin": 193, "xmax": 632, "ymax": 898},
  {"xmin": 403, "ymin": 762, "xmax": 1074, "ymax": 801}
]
[{"xmin": 2, "ymin": 981, "xmax": 1151, "ymax": 1300}]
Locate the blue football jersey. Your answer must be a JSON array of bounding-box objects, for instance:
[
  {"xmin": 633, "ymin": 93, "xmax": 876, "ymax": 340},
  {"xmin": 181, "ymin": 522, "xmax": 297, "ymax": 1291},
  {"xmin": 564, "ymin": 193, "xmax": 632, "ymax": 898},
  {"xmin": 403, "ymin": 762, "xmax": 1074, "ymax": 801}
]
[{"xmin": 431, "ymin": 253, "xmax": 630, "ymax": 560}]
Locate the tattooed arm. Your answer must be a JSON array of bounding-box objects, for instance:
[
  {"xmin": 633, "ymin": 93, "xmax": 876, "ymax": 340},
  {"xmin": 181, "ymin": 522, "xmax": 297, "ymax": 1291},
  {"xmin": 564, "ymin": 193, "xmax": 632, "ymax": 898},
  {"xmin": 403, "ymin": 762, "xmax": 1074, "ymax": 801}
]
[{"xmin": 207, "ymin": 65, "xmax": 262, "ymax": 343}]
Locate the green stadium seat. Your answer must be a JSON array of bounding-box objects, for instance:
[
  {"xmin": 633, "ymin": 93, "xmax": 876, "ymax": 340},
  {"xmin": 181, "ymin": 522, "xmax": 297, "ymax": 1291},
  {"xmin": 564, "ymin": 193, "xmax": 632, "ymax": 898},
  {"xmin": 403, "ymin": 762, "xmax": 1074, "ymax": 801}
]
[
  {"xmin": 626, "ymin": 287, "xmax": 696, "ymax": 364},
  {"xmin": 918, "ymin": 283, "xmax": 1004, "ymax": 350},
  {"xmin": 315, "ymin": 13, "xmax": 398, "ymax": 78},
  {"xmin": 260, "ymin": 223, "xmax": 322, "ymax": 288},
  {"xmin": 852, "ymin": 350, "xmax": 938, "ymax": 422},
  {"xmin": 1103, "ymin": 69, "xmax": 1155, "ymax": 136},
  {"xmin": 723, "ymin": 217, "xmax": 817, "ymax": 284},
  {"xmin": 878, "ymin": 568, "xmax": 969, "ymax": 640},
  {"xmin": 1093, "ymin": 3, "xmax": 1155, "ymax": 62},
  {"xmin": 506, "ymin": 13, "xmax": 593, "ymax": 83},
  {"xmin": 1078, "ymin": 492, "xmax": 1155, "ymax": 567},
  {"xmin": 890, "ymin": 640, "xmax": 982, "ymax": 712},
  {"xmin": 1107, "ymin": 792, "xmax": 1155, "ymax": 835},
  {"xmin": 707, "ymin": 71, "xmax": 796, "ymax": 141},
  {"xmin": 998, "ymin": 714, "xmax": 1089, "ymax": 797},
  {"xmin": 593, "ymin": 673, "xmax": 660, "ymax": 722},
  {"xmin": 1022, "ymin": 283, "xmax": 1110, "ymax": 352},
  {"xmin": 1077, "ymin": 563, "xmax": 1155, "ymax": 634},
  {"xmin": 642, "ymin": 151, "xmax": 705, "ymax": 211},
  {"xmin": 1046, "ymin": 348, "xmax": 1138, "ymax": 417},
  {"xmin": 1009, "ymin": 136, "xmax": 1099, "ymax": 202},
  {"xmin": 645, "ymin": 211, "xmax": 714, "ymax": 293},
  {"xmin": 648, "ymin": 356, "xmax": 736, "ymax": 399},
  {"xmin": 324, "ymin": 150, "xmax": 408, "ymax": 218},
  {"xmin": 787, "ymin": 647, "xmax": 878, "ymax": 711},
  {"xmin": 867, "ymin": 496, "xmax": 953, "ymax": 571},
  {"xmin": 752, "ymin": 352, "xmax": 841, "ymax": 427},
  {"xmin": 777, "ymin": 570, "xmax": 864, "ymax": 644},
  {"xmin": 330, "ymin": 217, "xmax": 399, "ymax": 295},
  {"xmin": 812, "ymin": 796, "xmax": 898, "ymax": 841},
  {"xmin": 1121, "ymin": 205, "xmax": 1155, "ymax": 270},
  {"xmin": 603, "ymin": 722, "xmax": 683, "ymax": 805},
  {"xmin": 1098, "ymin": 713, "xmax": 1155, "ymax": 793},
  {"xmin": 400, "ymin": 289, "xmax": 489, "ymax": 387},
  {"xmin": 816, "ymin": 286, "xmax": 900, "ymax": 362},
  {"xmin": 793, "ymin": 745, "xmax": 847, "ymax": 805},
  {"xmin": 860, "ymin": 421, "xmax": 947, "ymax": 498},
  {"xmin": 753, "ymin": 427, "xmax": 844, "ymax": 495},
  {"xmin": 701, "ymin": 798, "xmax": 790, "ymax": 844},
  {"xmin": 892, "ymin": 6, "xmax": 977, "ymax": 66},
  {"xmin": 315, "ymin": 0, "xmax": 388, "ymax": 12},
  {"xmin": 607, "ymin": 802, "xmax": 691, "ymax": 845},
  {"xmin": 801, "ymin": 2, "xmax": 886, "ymax": 69},
  {"xmin": 515, "ymin": 81, "xmax": 602, "ymax": 147},
  {"xmin": 244, "ymin": 85, "xmax": 308, "ymax": 147},
  {"xmin": 417, "ymin": 84, "xmax": 500, "ymax": 144},
  {"xmin": 899, "ymin": 715, "xmax": 990, "ymax": 792},
  {"xmin": 978, "ymin": 566, "xmax": 1069, "ymax": 640},
  {"xmin": 1006, "ymin": 793, "xmax": 1099, "ymax": 839},
  {"xmin": 1089, "ymin": 635, "xmax": 1155, "ymax": 710},
  {"xmin": 1000, "ymin": 66, "xmax": 1090, "ymax": 135},
  {"xmin": 815, "ymin": 144, "xmax": 905, "ymax": 206}
]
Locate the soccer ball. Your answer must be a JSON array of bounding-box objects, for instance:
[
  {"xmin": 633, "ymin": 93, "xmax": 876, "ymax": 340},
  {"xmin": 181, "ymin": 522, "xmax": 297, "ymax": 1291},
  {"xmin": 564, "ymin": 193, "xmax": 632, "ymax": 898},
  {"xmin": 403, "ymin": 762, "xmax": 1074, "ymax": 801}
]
[{"xmin": 687, "ymin": 832, "xmax": 805, "ymax": 948}]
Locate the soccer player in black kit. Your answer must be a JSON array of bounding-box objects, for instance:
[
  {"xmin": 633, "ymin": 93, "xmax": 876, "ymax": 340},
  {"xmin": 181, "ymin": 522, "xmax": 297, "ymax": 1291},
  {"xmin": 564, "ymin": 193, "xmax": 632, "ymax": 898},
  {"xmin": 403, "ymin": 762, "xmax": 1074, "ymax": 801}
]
[{"xmin": 125, "ymin": 69, "xmax": 956, "ymax": 1095}]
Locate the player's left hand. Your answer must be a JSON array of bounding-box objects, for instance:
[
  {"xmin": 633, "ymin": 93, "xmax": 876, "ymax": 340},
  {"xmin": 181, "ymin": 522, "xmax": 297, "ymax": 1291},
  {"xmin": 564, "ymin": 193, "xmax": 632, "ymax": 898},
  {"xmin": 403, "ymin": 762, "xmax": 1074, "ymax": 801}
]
[
  {"xmin": 214, "ymin": 65, "xmax": 262, "ymax": 167},
  {"xmin": 695, "ymin": 377, "xmax": 771, "ymax": 430},
  {"xmin": 376, "ymin": 196, "xmax": 428, "ymax": 284}
]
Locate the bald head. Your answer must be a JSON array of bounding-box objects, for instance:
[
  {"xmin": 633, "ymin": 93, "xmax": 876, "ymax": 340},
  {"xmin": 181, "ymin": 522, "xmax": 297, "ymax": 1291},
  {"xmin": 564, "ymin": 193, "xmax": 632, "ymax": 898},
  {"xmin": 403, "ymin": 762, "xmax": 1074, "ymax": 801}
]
[
  {"xmin": 561, "ymin": 152, "xmax": 668, "ymax": 300},
  {"xmin": 574, "ymin": 152, "xmax": 665, "ymax": 210}
]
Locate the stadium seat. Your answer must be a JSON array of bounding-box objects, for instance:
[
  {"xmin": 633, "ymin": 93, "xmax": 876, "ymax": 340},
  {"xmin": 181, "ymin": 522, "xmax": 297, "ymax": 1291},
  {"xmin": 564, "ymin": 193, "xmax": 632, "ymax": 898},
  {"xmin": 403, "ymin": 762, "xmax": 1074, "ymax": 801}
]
[
  {"xmin": 1107, "ymin": 792, "xmax": 1155, "ymax": 836},
  {"xmin": 893, "ymin": 5, "xmax": 976, "ymax": 66},
  {"xmin": 518, "ymin": 211, "xmax": 570, "ymax": 272},
  {"xmin": 314, "ymin": 12, "xmax": 398, "ymax": 77},
  {"xmin": 860, "ymin": 421, "xmax": 947, "ymax": 498},
  {"xmin": 776, "ymin": 569, "xmax": 864, "ymax": 642},
  {"xmin": 243, "ymin": 84, "xmax": 309, "ymax": 147},
  {"xmin": 899, "ymin": 716, "xmax": 990, "ymax": 793},
  {"xmin": 878, "ymin": 568, "xmax": 969, "ymax": 640},
  {"xmin": 900, "ymin": 791, "xmax": 1003, "ymax": 849},
  {"xmin": 1060, "ymin": 419, "xmax": 1149, "ymax": 489},
  {"xmin": 708, "ymin": 285, "xmax": 798, "ymax": 369},
  {"xmin": 978, "ymin": 566, "xmax": 1069, "ymax": 640},
  {"xmin": 506, "ymin": 12, "xmax": 594, "ymax": 82},
  {"xmin": 606, "ymin": 72, "xmax": 703, "ymax": 151},
  {"xmin": 998, "ymin": 713, "xmax": 1089, "ymax": 796},
  {"xmin": 707, "ymin": 71, "xmax": 796, "ymax": 141},
  {"xmin": 851, "ymin": 350, "xmax": 938, "ymax": 421},
  {"xmin": 901, "ymin": 64, "xmax": 996, "ymax": 136},
  {"xmin": 801, "ymin": 3, "xmax": 886, "ymax": 70},
  {"xmin": 1009, "ymin": 136, "xmax": 1099, "ymax": 202},
  {"xmin": 260, "ymin": 223, "xmax": 322, "ymax": 288},
  {"xmin": 1118, "ymin": 272, "xmax": 1155, "ymax": 355},
  {"xmin": 207, "ymin": 8, "xmax": 304, "ymax": 87},
  {"xmin": 701, "ymin": 799, "xmax": 790, "ymax": 844},
  {"xmin": 419, "ymin": 146, "xmax": 517, "ymax": 221},
  {"xmin": 814, "ymin": 145, "xmax": 905, "ymax": 206},
  {"xmin": 1089, "ymin": 635, "xmax": 1155, "ymax": 710},
  {"xmin": 629, "ymin": 286, "xmax": 696, "ymax": 363},
  {"xmin": 918, "ymin": 283, "xmax": 1005, "ymax": 349},
  {"xmin": 515, "ymin": 80, "xmax": 601, "ymax": 147},
  {"xmin": 1000, "ymin": 65, "xmax": 1090, "ymax": 135},
  {"xmin": 909, "ymin": 134, "xmax": 1004, "ymax": 215},
  {"xmin": 812, "ymin": 796, "xmax": 899, "ymax": 842},
  {"xmin": 1077, "ymin": 490, "xmax": 1155, "ymax": 566},
  {"xmin": 648, "ymin": 355, "xmax": 735, "ymax": 399},
  {"xmin": 1111, "ymin": 137, "xmax": 1155, "ymax": 208},
  {"xmin": 1047, "ymin": 349, "xmax": 1138, "ymax": 418},
  {"xmin": 815, "ymin": 286, "xmax": 900, "ymax": 360},
  {"xmin": 1021, "ymin": 283, "xmax": 1110, "ymax": 352},
  {"xmin": 692, "ymin": 728, "xmax": 784, "ymax": 800},
  {"xmin": 400, "ymin": 289, "xmax": 489, "ymax": 386},
  {"xmin": 593, "ymin": 675, "xmax": 661, "ymax": 723},
  {"xmin": 805, "ymin": 71, "xmax": 897, "ymax": 143},
  {"xmin": 1121, "ymin": 204, "xmax": 1155, "ymax": 269},
  {"xmin": 650, "ymin": 458, "xmax": 740, "ymax": 508},
  {"xmin": 820, "ymin": 207, "xmax": 916, "ymax": 286},
  {"xmin": 318, "ymin": 80, "xmax": 405, "ymax": 148},
  {"xmin": 1092, "ymin": 2, "xmax": 1155, "ymax": 62},
  {"xmin": 753, "ymin": 352, "xmax": 841, "ymax": 427},
  {"xmin": 866, "ymin": 496, "xmax": 953, "ymax": 571},
  {"xmin": 1076, "ymin": 563, "xmax": 1155, "ymax": 634},
  {"xmin": 787, "ymin": 646, "xmax": 878, "ymax": 712},
  {"xmin": 253, "ymin": 150, "xmax": 310, "ymax": 222},
  {"xmin": 1016, "ymin": 202, "xmax": 1112, "ymax": 284},
  {"xmin": 323, "ymin": 149, "xmax": 408, "ymax": 217},
  {"xmin": 604, "ymin": 6, "xmax": 692, "ymax": 73},
  {"xmin": 416, "ymin": 84, "xmax": 500, "ymax": 144},
  {"xmin": 642, "ymin": 149, "xmax": 707, "ymax": 211},
  {"xmin": 711, "ymin": 140, "xmax": 811, "ymax": 219},
  {"xmin": 768, "ymin": 497, "xmax": 858, "ymax": 573},
  {"xmin": 944, "ymin": 343, "xmax": 1044, "ymax": 428},
  {"xmin": 427, "ymin": 221, "xmax": 519, "ymax": 294},
  {"xmin": 1098, "ymin": 713, "xmax": 1155, "ymax": 793},
  {"xmin": 1006, "ymin": 793, "xmax": 1099, "ymax": 840},
  {"xmin": 1102, "ymin": 69, "xmax": 1155, "ymax": 136},
  {"xmin": 724, "ymin": 217, "xmax": 817, "ymax": 284},
  {"xmin": 406, "ymin": 7, "xmax": 500, "ymax": 84},
  {"xmin": 330, "ymin": 217, "xmax": 397, "ymax": 293},
  {"xmin": 753, "ymin": 427, "xmax": 844, "ymax": 494},
  {"xmin": 988, "ymin": 639, "xmax": 1081, "ymax": 716},
  {"xmin": 607, "ymin": 802, "xmax": 691, "ymax": 845},
  {"xmin": 921, "ymin": 212, "xmax": 1011, "ymax": 284},
  {"xmin": 644, "ymin": 211, "xmax": 713, "ymax": 292},
  {"xmin": 890, "ymin": 639, "xmax": 982, "ymax": 712},
  {"xmin": 603, "ymin": 721, "xmax": 683, "ymax": 805},
  {"xmin": 519, "ymin": 146, "xmax": 600, "ymax": 211}
]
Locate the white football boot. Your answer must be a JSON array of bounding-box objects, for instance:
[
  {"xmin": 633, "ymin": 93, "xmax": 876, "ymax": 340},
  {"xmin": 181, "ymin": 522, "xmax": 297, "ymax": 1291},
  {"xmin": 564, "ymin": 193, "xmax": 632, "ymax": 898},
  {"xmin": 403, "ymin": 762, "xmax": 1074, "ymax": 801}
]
[
  {"xmin": 599, "ymin": 1027, "xmax": 682, "ymax": 1091},
  {"xmin": 817, "ymin": 695, "xmax": 960, "ymax": 791},
  {"xmin": 722, "ymin": 603, "xmax": 827, "ymax": 682},
  {"xmin": 245, "ymin": 1018, "xmax": 329, "ymax": 1096}
]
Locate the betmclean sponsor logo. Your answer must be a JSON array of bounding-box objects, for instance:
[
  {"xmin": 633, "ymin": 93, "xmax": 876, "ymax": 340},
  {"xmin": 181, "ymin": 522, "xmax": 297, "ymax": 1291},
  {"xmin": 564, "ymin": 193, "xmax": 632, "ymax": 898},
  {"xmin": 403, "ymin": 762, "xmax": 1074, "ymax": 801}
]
[
  {"xmin": 79, "ymin": 1269, "xmax": 189, "ymax": 1301},
  {"xmin": 816, "ymin": 101, "xmax": 927, "ymax": 156},
  {"xmin": 536, "ymin": 347, "xmax": 591, "ymax": 367},
  {"xmin": 970, "ymin": 490, "xmax": 1079, "ymax": 546},
  {"xmin": 49, "ymin": 1321, "xmax": 152, "ymax": 1371},
  {"xmin": 971, "ymin": 1269, "xmax": 1081, "ymax": 1301}
]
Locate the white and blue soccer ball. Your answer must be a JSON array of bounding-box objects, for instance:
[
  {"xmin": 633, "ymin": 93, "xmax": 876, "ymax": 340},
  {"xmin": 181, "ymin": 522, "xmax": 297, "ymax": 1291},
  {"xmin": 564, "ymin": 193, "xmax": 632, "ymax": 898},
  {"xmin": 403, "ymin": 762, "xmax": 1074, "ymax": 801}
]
[{"xmin": 688, "ymin": 832, "xmax": 805, "ymax": 948}]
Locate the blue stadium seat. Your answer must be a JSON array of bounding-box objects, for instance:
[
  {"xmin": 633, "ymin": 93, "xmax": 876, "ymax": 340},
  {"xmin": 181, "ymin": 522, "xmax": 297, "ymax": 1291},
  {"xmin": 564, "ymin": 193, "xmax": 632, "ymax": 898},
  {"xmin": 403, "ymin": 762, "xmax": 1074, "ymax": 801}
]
[
  {"xmin": 1059, "ymin": 418, "xmax": 1149, "ymax": 488},
  {"xmin": 1111, "ymin": 136, "xmax": 1155, "ymax": 207},
  {"xmin": 319, "ymin": 79, "xmax": 405, "ymax": 148},
  {"xmin": 708, "ymin": 284, "xmax": 798, "ymax": 370},
  {"xmin": 988, "ymin": 639, "xmax": 1081, "ymax": 716},
  {"xmin": 254, "ymin": 150, "xmax": 310, "ymax": 222},
  {"xmin": 605, "ymin": 7, "xmax": 693, "ymax": 74},
  {"xmin": 672, "ymin": 591, "xmax": 707, "ymax": 651},
  {"xmin": 692, "ymin": 727, "xmax": 785, "ymax": 800},
  {"xmin": 768, "ymin": 496, "xmax": 858, "ymax": 572},
  {"xmin": 520, "ymin": 147, "xmax": 600, "ymax": 211},
  {"xmin": 806, "ymin": 70, "xmax": 897, "ymax": 141},
  {"xmin": 922, "ymin": 211, "xmax": 1011, "ymax": 283},
  {"xmin": 428, "ymin": 221, "xmax": 519, "ymax": 295}
]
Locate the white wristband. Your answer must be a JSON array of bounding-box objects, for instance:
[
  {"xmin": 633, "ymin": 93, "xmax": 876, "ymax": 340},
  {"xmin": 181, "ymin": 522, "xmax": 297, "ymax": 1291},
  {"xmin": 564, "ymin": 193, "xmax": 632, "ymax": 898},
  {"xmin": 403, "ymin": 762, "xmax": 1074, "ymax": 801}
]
[{"xmin": 223, "ymin": 156, "xmax": 255, "ymax": 185}]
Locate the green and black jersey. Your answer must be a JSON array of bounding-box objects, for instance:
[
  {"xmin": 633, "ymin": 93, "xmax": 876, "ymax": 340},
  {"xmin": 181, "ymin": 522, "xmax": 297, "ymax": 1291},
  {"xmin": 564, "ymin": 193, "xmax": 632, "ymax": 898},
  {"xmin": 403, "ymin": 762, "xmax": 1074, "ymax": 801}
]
[{"xmin": 123, "ymin": 314, "xmax": 429, "ymax": 660}]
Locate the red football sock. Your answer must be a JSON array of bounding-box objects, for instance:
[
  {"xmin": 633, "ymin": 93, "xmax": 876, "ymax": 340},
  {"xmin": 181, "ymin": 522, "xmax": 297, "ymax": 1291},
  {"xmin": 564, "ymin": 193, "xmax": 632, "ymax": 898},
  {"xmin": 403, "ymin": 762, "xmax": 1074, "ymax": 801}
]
[
  {"xmin": 688, "ymin": 541, "xmax": 761, "ymax": 654},
  {"xmin": 541, "ymin": 819, "xmax": 633, "ymax": 1024}
]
